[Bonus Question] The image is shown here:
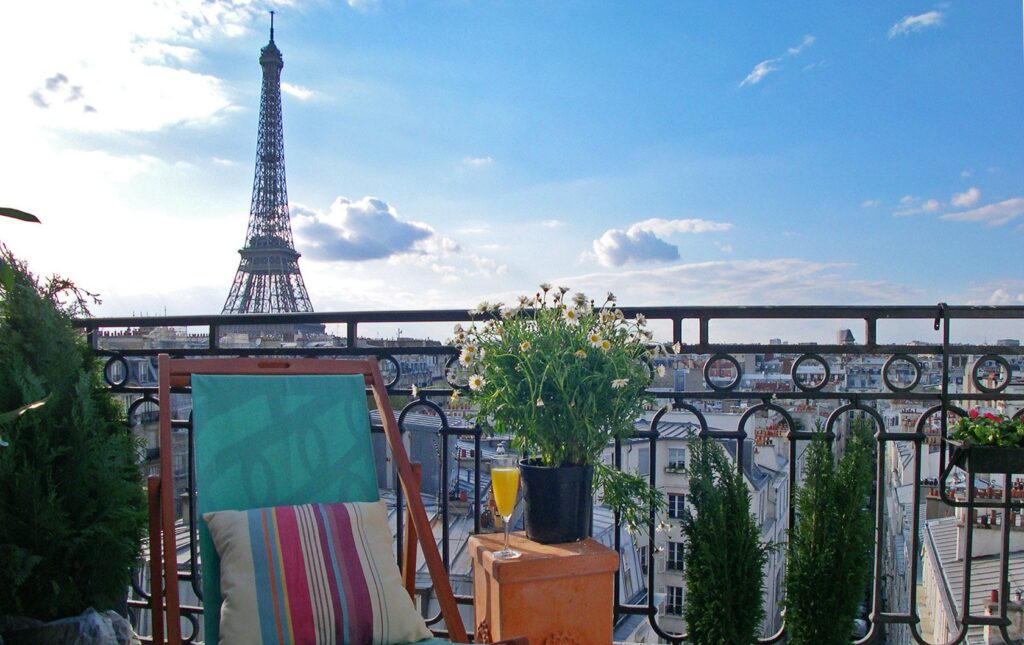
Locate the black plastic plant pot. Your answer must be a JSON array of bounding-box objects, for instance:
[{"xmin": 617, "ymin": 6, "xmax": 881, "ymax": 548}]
[
  {"xmin": 949, "ymin": 440, "xmax": 1024, "ymax": 475},
  {"xmin": 519, "ymin": 459, "xmax": 593, "ymax": 544}
]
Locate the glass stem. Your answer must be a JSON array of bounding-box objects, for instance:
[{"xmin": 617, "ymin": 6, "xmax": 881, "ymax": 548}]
[{"xmin": 503, "ymin": 516, "xmax": 511, "ymax": 552}]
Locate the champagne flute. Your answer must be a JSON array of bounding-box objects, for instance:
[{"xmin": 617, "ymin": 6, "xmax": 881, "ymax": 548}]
[{"xmin": 491, "ymin": 457, "xmax": 522, "ymax": 559}]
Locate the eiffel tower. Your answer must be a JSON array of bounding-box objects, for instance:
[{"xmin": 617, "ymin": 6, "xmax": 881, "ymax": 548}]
[{"xmin": 222, "ymin": 12, "xmax": 314, "ymax": 315}]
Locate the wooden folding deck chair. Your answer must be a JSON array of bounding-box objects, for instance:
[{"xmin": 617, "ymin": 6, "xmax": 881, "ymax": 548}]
[{"xmin": 146, "ymin": 354, "xmax": 522, "ymax": 644}]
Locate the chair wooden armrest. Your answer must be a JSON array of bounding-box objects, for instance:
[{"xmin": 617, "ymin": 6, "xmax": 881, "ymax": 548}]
[
  {"xmin": 146, "ymin": 475, "xmax": 167, "ymax": 645},
  {"xmin": 492, "ymin": 638, "xmax": 529, "ymax": 644},
  {"xmin": 402, "ymin": 462, "xmax": 422, "ymax": 599}
]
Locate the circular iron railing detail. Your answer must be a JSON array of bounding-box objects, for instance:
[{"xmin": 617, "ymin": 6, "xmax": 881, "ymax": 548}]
[
  {"xmin": 791, "ymin": 353, "xmax": 831, "ymax": 393},
  {"xmin": 104, "ymin": 355, "xmax": 130, "ymax": 387},
  {"xmin": 882, "ymin": 354, "xmax": 922, "ymax": 393},
  {"xmin": 970, "ymin": 354, "xmax": 1012, "ymax": 394},
  {"xmin": 703, "ymin": 352, "xmax": 742, "ymax": 393}
]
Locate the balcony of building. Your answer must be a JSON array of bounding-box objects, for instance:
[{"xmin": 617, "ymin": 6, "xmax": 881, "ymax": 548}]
[{"xmin": 71, "ymin": 303, "xmax": 1024, "ymax": 644}]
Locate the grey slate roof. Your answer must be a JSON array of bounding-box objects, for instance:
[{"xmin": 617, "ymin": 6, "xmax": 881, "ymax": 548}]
[{"xmin": 925, "ymin": 516, "xmax": 1024, "ymax": 645}]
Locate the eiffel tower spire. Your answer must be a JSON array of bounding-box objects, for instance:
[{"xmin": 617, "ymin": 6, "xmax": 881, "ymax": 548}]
[{"xmin": 222, "ymin": 13, "xmax": 313, "ymax": 314}]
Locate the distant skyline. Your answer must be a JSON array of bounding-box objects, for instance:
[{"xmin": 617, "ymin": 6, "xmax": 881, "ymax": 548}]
[{"xmin": 2, "ymin": 2, "xmax": 1023, "ymax": 343}]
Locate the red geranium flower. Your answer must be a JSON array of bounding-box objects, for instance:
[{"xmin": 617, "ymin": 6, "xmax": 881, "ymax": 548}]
[
  {"xmin": 984, "ymin": 413, "xmax": 999, "ymax": 421},
  {"xmin": 969, "ymin": 409, "xmax": 980, "ymax": 419}
]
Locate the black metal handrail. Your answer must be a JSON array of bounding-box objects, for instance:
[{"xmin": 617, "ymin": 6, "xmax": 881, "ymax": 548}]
[{"xmin": 76, "ymin": 304, "xmax": 1024, "ymax": 645}]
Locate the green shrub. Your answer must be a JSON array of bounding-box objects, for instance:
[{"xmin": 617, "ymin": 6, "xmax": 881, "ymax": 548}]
[
  {"xmin": 0, "ymin": 252, "xmax": 146, "ymax": 620},
  {"xmin": 783, "ymin": 420, "xmax": 875, "ymax": 645},
  {"xmin": 682, "ymin": 439, "xmax": 770, "ymax": 644}
]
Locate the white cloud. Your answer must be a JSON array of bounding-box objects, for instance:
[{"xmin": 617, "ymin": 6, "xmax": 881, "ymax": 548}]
[
  {"xmin": 893, "ymin": 195, "xmax": 941, "ymax": 216},
  {"xmin": 541, "ymin": 219, "xmax": 565, "ymax": 228},
  {"xmin": 631, "ymin": 218, "xmax": 733, "ymax": 236},
  {"xmin": 740, "ymin": 60, "xmax": 780, "ymax": 87},
  {"xmin": 563, "ymin": 259, "xmax": 920, "ymax": 307},
  {"xmin": 787, "ymin": 35, "xmax": 816, "ymax": 55},
  {"xmin": 740, "ymin": 35, "xmax": 815, "ymax": 87},
  {"xmin": 961, "ymin": 169, "xmax": 973, "ymax": 178},
  {"xmin": 347, "ymin": 0, "xmax": 380, "ymax": 11},
  {"xmin": 888, "ymin": 11, "xmax": 944, "ymax": 38},
  {"xmin": 293, "ymin": 197, "xmax": 435, "ymax": 261},
  {"xmin": 281, "ymin": 82, "xmax": 314, "ymax": 100},
  {"xmin": 593, "ymin": 228, "xmax": 679, "ymax": 267},
  {"xmin": 6, "ymin": 1, "xmax": 291, "ymax": 135},
  {"xmin": 963, "ymin": 283, "xmax": 1024, "ymax": 306},
  {"xmin": 940, "ymin": 197, "xmax": 1024, "ymax": 227},
  {"xmin": 291, "ymin": 196, "xmax": 508, "ymax": 289},
  {"xmin": 862, "ymin": 199, "xmax": 881, "ymax": 208},
  {"xmin": 951, "ymin": 187, "xmax": 981, "ymax": 208},
  {"xmin": 592, "ymin": 218, "xmax": 733, "ymax": 267},
  {"xmin": 463, "ymin": 156, "xmax": 494, "ymax": 167}
]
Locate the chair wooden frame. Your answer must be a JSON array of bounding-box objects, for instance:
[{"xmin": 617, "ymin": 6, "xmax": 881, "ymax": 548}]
[{"xmin": 147, "ymin": 354, "xmax": 470, "ymax": 644}]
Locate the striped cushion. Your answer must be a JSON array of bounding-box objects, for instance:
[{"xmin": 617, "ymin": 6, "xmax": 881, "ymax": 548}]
[{"xmin": 204, "ymin": 501, "xmax": 433, "ymax": 645}]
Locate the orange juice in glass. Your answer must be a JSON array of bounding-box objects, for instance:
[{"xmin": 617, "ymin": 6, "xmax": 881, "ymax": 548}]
[{"xmin": 491, "ymin": 457, "xmax": 521, "ymax": 559}]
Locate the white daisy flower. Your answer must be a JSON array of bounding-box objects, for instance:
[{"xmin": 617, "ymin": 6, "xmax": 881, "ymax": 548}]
[
  {"xmin": 468, "ymin": 374, "xmax": 486, "ymax": 391},
  {"xmin": 673, "ymin": 342, "xmax": 682, "ymax": 354},
  {"xmin": 540, "ymin": 283, "xmax": 552, "ymax": 292},
  {"xmin": 635, "ymin": 313, "xmax": 647, "ymax": 326},
  {"xmin": 600, "ymin": 339, "xmax": 612, "ymax": 351},
  {"xmin": 589, "ymin": 332, "xmax": 602, "ymax": 347},
  {"xmin": 536, "ymin": 398, "xmax": 545, "ymax": 407},
  {"xmin": 520, "ymin": 341, "xmax": 531, "ymax": 352},
  {"xmin": 575, "ymin": 349, "xmax": 587, "ymax": 359},
  {"xmin": 656, "ymin": 365, "xmax": 667, "ymax": 377},
  {"xmin": 411, "ymin": 385, "xmax": 419, "ymax": 398},
  {"xmin": 563, "ymin": 308, "xmax": 580, "ymax": 325},
  {"xmin": 611, "ymin": 378, "xmax": 629, "ymax": 389},
  {"xmin": 599, "ymin": 311, "xmax": 614, "ymax": 324}
]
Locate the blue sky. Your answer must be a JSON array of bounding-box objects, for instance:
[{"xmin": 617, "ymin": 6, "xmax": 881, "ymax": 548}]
[{"xmin": 2, "ymin": 1, "xmax": 1022, "ymax": 340}]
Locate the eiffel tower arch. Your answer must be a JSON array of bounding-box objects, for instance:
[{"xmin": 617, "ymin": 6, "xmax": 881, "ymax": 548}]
[{"xmin": 222, "ymin": 13, "xmax": 314, "ymax": 320}]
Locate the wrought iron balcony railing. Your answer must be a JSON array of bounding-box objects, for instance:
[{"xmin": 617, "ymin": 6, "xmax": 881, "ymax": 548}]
[{"xmin": 75, "ymin": 303, "xmax": 1024, "ymax": 645}]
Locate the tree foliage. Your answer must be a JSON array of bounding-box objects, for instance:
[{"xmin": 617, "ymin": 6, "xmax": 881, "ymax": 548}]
[
  {"xmin": 783, "ymin": 420, "xmax": 875, "ymax": 645},
  {"xmin": 682, "ymin": 439, "xmax": 770, "ymax": 645},
  {"xmin": 0, "ymin": 251, "xmax": 146, "ymax": 620}
]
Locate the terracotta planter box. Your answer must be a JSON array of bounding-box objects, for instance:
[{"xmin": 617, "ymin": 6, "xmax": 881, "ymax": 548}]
[
  {"xmin": 469, "ymin": 531, "xmax": 618, "ymax": 644},
  {"xmin": 948, "ymin": 440, "xmax": 1024, "ymax": 475}
]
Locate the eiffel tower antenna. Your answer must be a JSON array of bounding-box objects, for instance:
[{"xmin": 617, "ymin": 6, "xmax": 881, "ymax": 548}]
[{"xmin": 222, "ymin": 13, "xmax": 314, "ymax": 314}]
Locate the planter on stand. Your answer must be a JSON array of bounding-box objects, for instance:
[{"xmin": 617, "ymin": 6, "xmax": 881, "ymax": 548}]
[
  {"xmin": 948, "ymin": 439, "xmax": 1024, "ymax": 475},
  {"xmin": 519, "ymin": 459, "xmax": 593, "ymax": 544}
]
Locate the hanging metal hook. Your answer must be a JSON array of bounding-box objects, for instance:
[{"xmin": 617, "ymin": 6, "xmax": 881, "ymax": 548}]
[{"xmin": 933, "ymin": 302, "xmax": 947, "ymax": 331}]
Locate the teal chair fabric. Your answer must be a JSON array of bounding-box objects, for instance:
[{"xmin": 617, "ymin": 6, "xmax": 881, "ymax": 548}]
[{"xmin": 191, "ymin": 374, "xmax": 379, "ymax": 644}]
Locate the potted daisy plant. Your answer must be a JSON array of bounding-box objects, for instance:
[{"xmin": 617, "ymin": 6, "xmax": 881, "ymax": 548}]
[{"xmin": 455, "ymin": 285, "xmax": 664, "ymax": 543}]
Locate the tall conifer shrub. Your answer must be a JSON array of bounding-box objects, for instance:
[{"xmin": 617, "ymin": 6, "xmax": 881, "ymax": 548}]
[
  {"xmin": 783, "ymin": 420, "xmax": 875, "ymax": 644},
  {"xmin": 682, "ymin": 439, "xmax": 770, "ymax": 644},
  {"xmin": 0, "ymin": 252, "xmax": 146, "ymax": 620}
]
